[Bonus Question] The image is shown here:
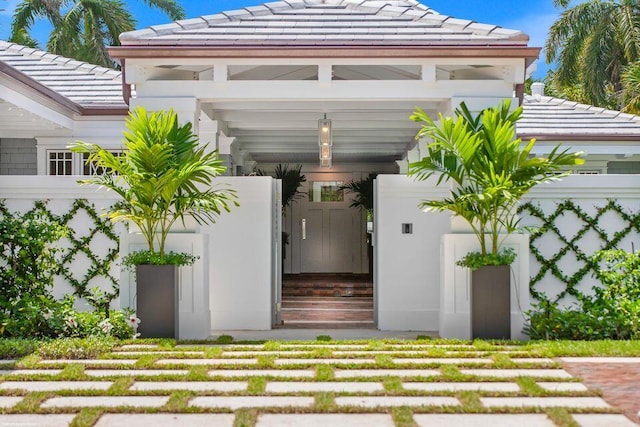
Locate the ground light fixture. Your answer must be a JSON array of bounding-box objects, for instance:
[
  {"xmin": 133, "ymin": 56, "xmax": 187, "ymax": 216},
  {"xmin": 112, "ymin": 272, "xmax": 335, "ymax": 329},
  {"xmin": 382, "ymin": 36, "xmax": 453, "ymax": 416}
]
[{"xmin": 318, "ymin": 113, "xmax": 332, "ymax": 168}]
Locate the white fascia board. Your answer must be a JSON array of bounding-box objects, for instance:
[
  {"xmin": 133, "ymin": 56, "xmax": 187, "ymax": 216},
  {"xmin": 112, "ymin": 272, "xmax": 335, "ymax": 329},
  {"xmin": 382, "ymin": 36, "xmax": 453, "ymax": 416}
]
[
  {"xmin": 0, "ymin": 176, "xmax": 121, "ymax": 200},
  {"xmin": 529, "ymin": 143, "xmax": 640, "ymax": 156},
  {"xmin": 0, "ymin": 76, "xmax": 74, "ymax": 129},
  {"xmin": 126, "ymin": 57, "xmax": 524, "ymax": 68},
  {"xmin": 134, "ymin": 80, "xmax": 514, "ymax": 101}
]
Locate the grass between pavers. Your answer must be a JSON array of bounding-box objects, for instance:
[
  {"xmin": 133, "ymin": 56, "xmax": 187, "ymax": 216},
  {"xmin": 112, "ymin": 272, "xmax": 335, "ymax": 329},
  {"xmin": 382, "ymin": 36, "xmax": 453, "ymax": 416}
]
[
  {"xmin": 392, "ymin": 406, "xmax": 415, "ymax": 427},
  {"xmin": 545, "ymin": 407, "xmax": 581, "ymax": 427},
  {"xmin": 70, "ymin": 408, "xmax": 103, "ymax": 427},
  {"xmin": 234, "ymin": 408, "xmax": 258, "ymax": 427}
]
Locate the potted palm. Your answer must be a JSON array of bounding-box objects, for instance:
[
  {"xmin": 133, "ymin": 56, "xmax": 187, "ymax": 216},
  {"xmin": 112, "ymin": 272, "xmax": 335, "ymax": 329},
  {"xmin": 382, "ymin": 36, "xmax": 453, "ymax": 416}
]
[
  {"xmin": 71, "ymin": 107, "xmax": 237, "ymax": 338},
  {"xmin": 340, "ymin": 173, "xmax": 377, "ymax": 277},
  {"xmin": 409, "ymin": 100, "xmax": 583, "ymax": 339}
]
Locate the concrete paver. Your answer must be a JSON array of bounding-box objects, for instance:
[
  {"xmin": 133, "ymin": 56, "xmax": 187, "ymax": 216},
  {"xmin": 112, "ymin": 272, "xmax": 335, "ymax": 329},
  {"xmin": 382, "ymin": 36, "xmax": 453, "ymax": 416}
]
[
  {"xmin": 334, "ymin": 369, "xmax": 440, "ymax": 378},
  {"xmin": 208, "ymin": 369, "xmax": 315, "ymax": 378},
  {"xmin": 2, "ymin": 369, "xmax": 63, "ymax": 376},
  {"xmin": 480, "ymin": 397, "xmax": 611, "ymax": 408},
  {"xmin": 0, "ymin": 414, "xmax": 76, "ymax": 427},
  {"xmin": 335, "ymin": 396, "xmax": 460, "ymax": 407},
  {"xmin": 41, "ymin": 396, "xmax": 170, "ymax": 408},
  {"xmin": 265, "ymin": 381, "xmax": 383, "ymax": 393},
  {"xmin": 414, "ymin": 414, "xmax": 555, "ymax": 427},
  {"xmin": 392, "ymin": 358, "xmax": 491, "ymax": 364},
  {"xmin": 94, "ymin": 414, "xmax": 235, "ymax": 427},
  {"xmin": 536, "ymin": 382, "xmax": 589, "ymax": 392},
  {"xmin": 85, "ymin": 369, "xmax": 189, "ymax": 377},
  {"xmin": 189, "ymin": 396, "xmax": 315, "ymax": 409},
  {"xmin": 256, "ymin": 414, "xmax": 395, "ymax": 427},
  {"xmin": 460, "ymin": 369, "xmax": 573, "ymax": 378},
  {"xmin": 274, "ymin": 358, "xmax": 376, "ymax": 365},
  {"xmin": 38, "ymin": 359, "xmax": 137, "ymax": 365},
  {"xmin": 0, "ymin": 381, "xmax": 113, "ymax": 391},
  {"xmin": 156, "ymin": 358, "xmax": 257, "ymax": 365},
  {"xmin": 572, "ymin": 414, "xmax": 640, "ymax": 427},
  {"xmin": 403, "ymin": 382, "xmax": 520, "ymax": 392},
  {"xmin": 129, "ymin": 381, "xmax": 247, "ymax": 391},
  {"xmin": 0, "ymin": 397, "xmax": 23, "ymax": 408}
]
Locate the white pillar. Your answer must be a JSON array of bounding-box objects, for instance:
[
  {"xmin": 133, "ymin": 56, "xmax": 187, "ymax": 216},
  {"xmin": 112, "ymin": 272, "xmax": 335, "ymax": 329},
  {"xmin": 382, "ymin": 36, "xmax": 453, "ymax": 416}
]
[{"xmin": 218, "ymin": 132, "xmax": 236, "ymax": 176}]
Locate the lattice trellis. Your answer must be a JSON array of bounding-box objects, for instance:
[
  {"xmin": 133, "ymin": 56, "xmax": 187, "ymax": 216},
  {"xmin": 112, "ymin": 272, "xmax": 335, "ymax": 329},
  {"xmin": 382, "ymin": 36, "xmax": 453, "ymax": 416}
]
[
  {"xmin": 517, "ymin": 199, "xmax": 640, "ymax": 303},
  {"xmin": 0, "ymin": 199, "xmax": 120, "ymax": 306}
]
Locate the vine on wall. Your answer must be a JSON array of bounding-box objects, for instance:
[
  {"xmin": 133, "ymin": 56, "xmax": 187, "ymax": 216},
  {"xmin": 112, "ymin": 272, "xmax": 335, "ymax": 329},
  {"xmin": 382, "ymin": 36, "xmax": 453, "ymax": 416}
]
[
  {"xmin": 518, "ymin": 199, "xmax": 640, "ymax": 303},
  {"xmin": 0, "ymin": 199, "xmax": 120, "ymax": 308}
]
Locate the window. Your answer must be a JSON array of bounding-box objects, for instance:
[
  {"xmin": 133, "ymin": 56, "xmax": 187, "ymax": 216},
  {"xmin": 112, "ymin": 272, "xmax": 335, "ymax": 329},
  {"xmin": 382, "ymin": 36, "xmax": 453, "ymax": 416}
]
[
  {"xmin": 48, "ymin": 151, "xmax": 73, "ymax": 176},
  {"xmin": 47, "ymin": 150, "xmax": 121, "ymax": 176},
  {"xmin": 82, "ymin": 152, "xmax": 121, "ymax": 176},
  {"xmin": 308, "ymin": 181, "xmax": 344, "ymax": 202}
]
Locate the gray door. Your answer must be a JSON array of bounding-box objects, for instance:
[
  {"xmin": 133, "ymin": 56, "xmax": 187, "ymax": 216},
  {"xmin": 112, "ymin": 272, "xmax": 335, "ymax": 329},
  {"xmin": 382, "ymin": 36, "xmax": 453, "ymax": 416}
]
[{"xmin": 300, "ymin": 178, "xmax": 353, "ymax": 273}]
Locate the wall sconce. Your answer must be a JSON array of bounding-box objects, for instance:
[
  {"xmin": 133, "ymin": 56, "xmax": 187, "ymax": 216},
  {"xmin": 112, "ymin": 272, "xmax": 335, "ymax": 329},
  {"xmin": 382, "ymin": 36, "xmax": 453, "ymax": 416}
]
[{"xmin": 318, "ymin": 114, "xmax": 332, "ymax": 168}]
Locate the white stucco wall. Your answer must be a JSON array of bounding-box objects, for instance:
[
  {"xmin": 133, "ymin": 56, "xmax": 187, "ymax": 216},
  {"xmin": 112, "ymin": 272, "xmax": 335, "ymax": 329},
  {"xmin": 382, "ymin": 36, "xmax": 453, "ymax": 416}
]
[
  {"xmin": 375, "ymin": 175, "xmax": 450, "ymax": 331},
  {"xmin": 205, "ymin": 176, "xmax": 275, "ymax": 331}
]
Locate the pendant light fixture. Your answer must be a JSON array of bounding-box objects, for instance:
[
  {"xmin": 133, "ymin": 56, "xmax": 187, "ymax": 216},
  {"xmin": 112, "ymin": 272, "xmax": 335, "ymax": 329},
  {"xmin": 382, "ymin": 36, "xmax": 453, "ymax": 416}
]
[{"xmin": 318, "ymin": 113, "xmax": 332, "ymax": 168}]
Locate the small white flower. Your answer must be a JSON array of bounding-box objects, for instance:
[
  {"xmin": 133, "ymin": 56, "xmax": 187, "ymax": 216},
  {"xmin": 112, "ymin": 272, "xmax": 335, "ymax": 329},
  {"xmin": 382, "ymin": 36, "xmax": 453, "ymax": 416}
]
[
  {"xmin": 133, "ymin": 332, "xmax": 141, "ymax": 339},
  {"xmin": 128, "ymin": 315, "xmax": 141, "ymax": 327},
  {"xmin": 43, "ymin": 310, "xmax": 53, "ymax": 320},
  {"xmin": 98, "ymin": 319, "xmax": 113, "ymax": 334}
]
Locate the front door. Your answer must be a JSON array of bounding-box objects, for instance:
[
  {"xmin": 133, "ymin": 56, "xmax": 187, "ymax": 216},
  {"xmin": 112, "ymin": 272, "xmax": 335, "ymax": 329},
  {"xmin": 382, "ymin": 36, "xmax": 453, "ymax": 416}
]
[{"xmin": 300, "ymin": 175, "xmax": 353, "ymax": 273}]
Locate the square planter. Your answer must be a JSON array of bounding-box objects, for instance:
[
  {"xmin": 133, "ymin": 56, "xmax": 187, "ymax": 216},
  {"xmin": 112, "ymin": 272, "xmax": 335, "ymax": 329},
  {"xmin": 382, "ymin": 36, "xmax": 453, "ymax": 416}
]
[
  {"xmin": 136, "ymin": 264, "xmax": 179, "ymax": 338},
  {"xmin": 471, "ymin": 265, "xmax": 510, "ymax": 339}
]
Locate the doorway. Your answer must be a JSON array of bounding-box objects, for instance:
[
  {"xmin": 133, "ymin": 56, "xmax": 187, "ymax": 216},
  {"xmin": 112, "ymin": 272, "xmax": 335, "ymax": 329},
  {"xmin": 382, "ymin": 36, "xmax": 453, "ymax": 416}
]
[{"xmin": 279, "ymin": 172, "xmax": 373, "ymax": 328}]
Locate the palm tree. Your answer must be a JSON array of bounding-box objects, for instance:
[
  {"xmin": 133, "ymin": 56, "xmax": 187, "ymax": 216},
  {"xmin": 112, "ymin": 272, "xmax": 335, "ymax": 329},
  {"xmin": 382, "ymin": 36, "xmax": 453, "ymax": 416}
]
[
  {"xmin": 10, "ymin": 0, "xmax": 185, "ymax": 67},
  {"xmin": 621, "ymin": 61, "xmax": 640, "ymax": 113},
  {"xmin": 409, "ymin": 101, "xmax": 584, "ymax": 257},
  {"xmin": 71, "ymin": 107, "xmax": 237, "ymax": 257},
  {"xmin": 545, "ymin": 0, "xmax": 640, "ymax": 107}
]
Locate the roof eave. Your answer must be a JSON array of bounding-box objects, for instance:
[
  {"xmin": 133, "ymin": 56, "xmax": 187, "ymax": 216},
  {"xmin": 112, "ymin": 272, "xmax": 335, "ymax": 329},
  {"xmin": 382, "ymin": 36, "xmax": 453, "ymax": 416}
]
[
  {"xmin": 0, "ymin": 61, "xmax": 128, "ymax": 117},
  {"xmin": 108, "ymin": 45, "xmax": 541, "ymax": 60},
  {"xmin": 518, "ymin": 133, "xmax": 640, "ymax": 142}
]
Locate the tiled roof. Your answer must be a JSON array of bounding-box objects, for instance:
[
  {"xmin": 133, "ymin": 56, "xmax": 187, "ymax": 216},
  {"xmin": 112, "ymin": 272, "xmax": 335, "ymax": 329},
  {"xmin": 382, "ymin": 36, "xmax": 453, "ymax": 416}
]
[
  {"xmin": 0, "ymin": 41, "xmax": 126, "ymax": 108},
  {"xmin": 519, "ymin": 95, "xmax": 640, "ymax": 138},
  {"xmin": 119, "ymin": 0, "xmax": 527, "ymax": 47}
]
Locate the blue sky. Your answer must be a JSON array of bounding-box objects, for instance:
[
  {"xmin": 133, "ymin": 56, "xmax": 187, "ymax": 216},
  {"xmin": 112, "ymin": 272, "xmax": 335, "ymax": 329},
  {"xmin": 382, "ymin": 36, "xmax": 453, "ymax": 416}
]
[{"xmin": 0, "ymin": 0, "xmax": 564, "ymax": 77}]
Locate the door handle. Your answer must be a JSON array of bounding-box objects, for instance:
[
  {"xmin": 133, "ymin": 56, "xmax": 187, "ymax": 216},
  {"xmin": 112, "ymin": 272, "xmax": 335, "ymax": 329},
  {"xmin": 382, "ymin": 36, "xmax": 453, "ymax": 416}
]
[{"xmin": 302, "ymin": 218, "xmax": 306, "ymax": 240}]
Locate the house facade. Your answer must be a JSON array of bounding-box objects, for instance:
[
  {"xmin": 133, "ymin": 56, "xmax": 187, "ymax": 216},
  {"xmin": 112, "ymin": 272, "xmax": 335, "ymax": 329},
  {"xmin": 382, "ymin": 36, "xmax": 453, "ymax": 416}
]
[{"xmin": 2, "ymin": 0, "xmax": 640, "ymax": 338}]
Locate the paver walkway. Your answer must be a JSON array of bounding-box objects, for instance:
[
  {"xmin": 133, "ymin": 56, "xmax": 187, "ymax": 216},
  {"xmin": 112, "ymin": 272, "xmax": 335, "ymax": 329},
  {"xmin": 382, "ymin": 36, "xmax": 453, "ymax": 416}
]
[{"xmin": 0, "ymin": 341, "xmax": 637, "ymax": 426}]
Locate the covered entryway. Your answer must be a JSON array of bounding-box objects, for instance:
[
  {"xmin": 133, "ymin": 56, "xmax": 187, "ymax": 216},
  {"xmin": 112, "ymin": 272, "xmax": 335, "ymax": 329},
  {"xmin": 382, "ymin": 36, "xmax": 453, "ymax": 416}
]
[{"xmin": 110, "ymin": 0, "xmax": 537, "ymax": 333}]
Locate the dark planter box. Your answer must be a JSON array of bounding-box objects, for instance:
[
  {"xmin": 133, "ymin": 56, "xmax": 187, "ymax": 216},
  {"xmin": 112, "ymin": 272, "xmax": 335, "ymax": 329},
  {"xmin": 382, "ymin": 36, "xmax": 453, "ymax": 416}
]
[
  {"xmin": 471, "ymin": 265, "xmax": 510, "ymax": 339},
  {"xmin": 136, "ymin": 264, "xmax": 179, "ymax": 339}
]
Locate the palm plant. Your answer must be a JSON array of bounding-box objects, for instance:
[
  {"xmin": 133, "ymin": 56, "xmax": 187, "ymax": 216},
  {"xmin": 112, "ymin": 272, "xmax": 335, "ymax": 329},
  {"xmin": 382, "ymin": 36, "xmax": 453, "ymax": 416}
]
[
  {"xmin": 340, "ymin": 173, "xmax": 377, "ymax": 216},
  {"xmin": 409, "ymin": 101, "xmax": 584, "ymax": 261},
  {"xmin": 10, "ymin": 0, "xmax": 184, "ymax": 67},
  {"xmin": 545, "ymin": 0, "xmax": 640, "ymax": 107},
  {"xmin": 621, "ymin": 61, "xmax": 640, "ymax": 113},
  {"xmin": 257, "ymin": 164, "xmax": 306, "ymax": 215},
  {"xmin": 71, "ymin": 107, "xmax": 237, "ymax": 258}
]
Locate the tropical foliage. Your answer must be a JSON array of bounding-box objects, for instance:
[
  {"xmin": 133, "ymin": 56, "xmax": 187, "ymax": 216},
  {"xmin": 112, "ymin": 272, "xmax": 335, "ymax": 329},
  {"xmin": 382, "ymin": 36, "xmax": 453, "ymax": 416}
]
[
  {"xmin": 340, "ymin": 173, "xmax": 377, "ymax": 215},
  {"xmin": 71, "ymin": 107, "xmax": 237, "ymax": 258},
  {"xmin": 258, "ymin": 164, "xmax": 306, "ymax": 215},
  {"xmin": 546, "ymin": 0, "xmax": 640, "ymax": 110},
  {"xmin": 9, "ymin": 0, "xmax": 184, "ymax": 67},
  {"xmin": 408, "ymin": 101, "xmax": 584, "ymax": 262},
  {"xmin": 526, "ymin": 248, "xmax": 640, "ymax": 340}
]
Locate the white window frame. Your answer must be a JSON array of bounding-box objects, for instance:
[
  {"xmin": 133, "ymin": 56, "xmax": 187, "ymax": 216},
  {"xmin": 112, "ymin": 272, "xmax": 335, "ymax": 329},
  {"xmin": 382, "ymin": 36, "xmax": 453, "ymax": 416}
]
[{"xmin": 42, "ymin": 148, "xmax": 122, "ymax": 176}]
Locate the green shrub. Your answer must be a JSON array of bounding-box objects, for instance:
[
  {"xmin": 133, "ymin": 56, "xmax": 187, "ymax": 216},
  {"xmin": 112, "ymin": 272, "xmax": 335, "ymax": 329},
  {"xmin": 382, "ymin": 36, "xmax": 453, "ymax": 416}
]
[
  {"xmin": 215, "ymin": 335, "xmax": 234, "ymax": 344},
  {"xmin": 0, "ymin": 339, "xmax": 39, "ymax": 359},
  {"xmin": 526, "ymin": 249, "xmax": 640, "ymax": 340},
  {"xmin": 0, "ymin": 207, "xmax": 68, "ymax": 338},
  {"xmin": 38, "ymin": 337, "xmax": 116, "ymax": 359},
  {"xmin": 316, "ymin": 335, "xmax": 332, "ymax": 342}
]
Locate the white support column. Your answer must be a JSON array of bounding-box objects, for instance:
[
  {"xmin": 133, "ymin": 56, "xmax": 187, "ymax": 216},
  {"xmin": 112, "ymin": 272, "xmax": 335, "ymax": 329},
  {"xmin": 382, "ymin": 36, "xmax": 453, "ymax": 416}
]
[
  {"xmin": 214, "ymin": 64, "xmax": 228, "ymax": 82},
  {"xmin": 421, "ymin": 64, "xmax": 436, "ymax": 82},
  {"xmin": 218, "ymin": 132, "xmax": 236, "ymax": 176},
  {"xmin": 318, "ymin": 64, "xmax": 332, "ymax": 84},
  {"xmin": 198, "ymin": 111, "xmax": 218, "ymax": 151}
]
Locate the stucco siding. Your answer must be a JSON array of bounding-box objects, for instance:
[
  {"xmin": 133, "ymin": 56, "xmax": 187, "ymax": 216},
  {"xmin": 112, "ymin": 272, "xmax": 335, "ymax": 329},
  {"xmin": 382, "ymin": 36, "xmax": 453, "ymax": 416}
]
[{"xmin": 0, "ymin": 138, "xmax": 37, "ymax": 175}]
